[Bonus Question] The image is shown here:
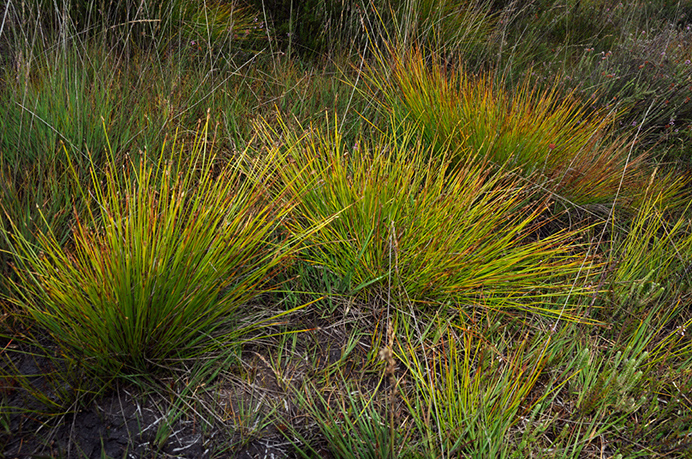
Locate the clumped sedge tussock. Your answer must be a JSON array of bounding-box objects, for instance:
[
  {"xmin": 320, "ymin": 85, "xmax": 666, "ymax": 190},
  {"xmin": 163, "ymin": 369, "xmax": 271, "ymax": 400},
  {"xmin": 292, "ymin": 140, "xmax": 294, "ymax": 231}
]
[
  {"xmin": 286, "ymin": 380, "xmax": 412, "ymax": 459},
  {"xmin": 2, "ymin": 117, "xmax": 306, "ymax": 382},
  {"xmin": 365, "ymin": 46, "xmax": 649, "ymax": 207},
  {"xmin": 257, "ymin": 114, "xmax": 590, "ymax": 319},
  {"xmin": 608, "ymin": 175, "xmax": 692, "ymax": 313},
  {"xmin": 397, "ymin": 316, "xmax": 552, "ymax": 458}
]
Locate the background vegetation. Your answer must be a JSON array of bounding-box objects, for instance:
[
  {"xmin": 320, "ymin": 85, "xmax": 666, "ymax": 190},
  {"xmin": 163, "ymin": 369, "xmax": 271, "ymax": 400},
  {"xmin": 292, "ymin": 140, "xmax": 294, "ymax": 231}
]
[{"xmin": 1, "ymin": 0, "xmax": 691, "ymax": 457}]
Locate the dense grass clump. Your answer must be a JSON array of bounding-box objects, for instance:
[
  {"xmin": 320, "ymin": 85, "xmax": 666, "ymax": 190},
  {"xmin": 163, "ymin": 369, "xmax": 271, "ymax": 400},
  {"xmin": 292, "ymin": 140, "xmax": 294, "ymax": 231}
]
[
  {"xmin": 366, "ymin": 47, "xmax": 652, "ymax": 207},
  {"xmin": 260, "ymin": 116, "xmax": 588, "ymax": 317},
  {"xmin": 3, "ymin": 121, "xmax": 306, "ymax": 380}
]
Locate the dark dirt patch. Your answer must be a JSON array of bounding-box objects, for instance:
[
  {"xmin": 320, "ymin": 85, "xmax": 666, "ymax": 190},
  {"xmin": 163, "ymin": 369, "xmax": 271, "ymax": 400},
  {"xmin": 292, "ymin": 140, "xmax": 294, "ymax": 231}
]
[
  {"xmin": 0, "ymin": 349, "xmax": 298, "ymax": 458},
  {"xmin": 1, "ymin": 304, "xmax": 380, "ymax": 458}
]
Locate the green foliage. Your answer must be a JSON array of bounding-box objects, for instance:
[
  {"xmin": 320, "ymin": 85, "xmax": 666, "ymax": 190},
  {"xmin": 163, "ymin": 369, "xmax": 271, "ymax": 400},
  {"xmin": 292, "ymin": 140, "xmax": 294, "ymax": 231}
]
[
  {"xmin": 610, "ymin": 179, "xmax": 692, "ymax": 314},
  {"xmin": 568, "ymin": 23, "xmax": 692, "ymax": 161},
  {"xmin": 0, "ymin": 10, "xmax": 367, "ymax": 297},
  {"xmin": 287, "ymin": 383, "xmax": 409, "ymax": 459},
  {"xmin": 366, "ymin": 47, "xmax": 648, "ymax": 206},
  {"xmin": 245, "ymin": 0, "xmax": 361, "ymax": 57},
  {"xmin": 2, "ymin": 121, "xmax": 305, "ymax": 381},
  {"xmin": 2, "ymin": 0, "xmax": 261, "ymax": 53},
  {"xmin": 398, "ymin": 318, "xmax": 551, "ymax": 458},
  {"xmin": 384, "ymin": 0, "xmax": 496, "ymax": 58},
  {"xmin": 489, "ymin": 0, "xmax": 692, "ymax": 163},
  {"xmin": 621, "ymin": 362, "xmax": 692, "ymax": 456},
  {"xmin": 259, "ymin": 115, "xmax": 588, "ymax": 317},
  {"xmin": 0, "ymin": 43, "xmax": 178, "ymax": 294},
  {"xmin": 1, "ymin": 47, "xmax": 132, "ymax": 168},
  {"xmin": 2, "ymin": 0, "xmax": 692, "ymax": 456},
  {"xmin": 246, "ymin": 0, "xmax": 494, "ymax": 59},
  {"xmin": 572, "ymin": 345, "xmax": 648, "ymax": 418}
]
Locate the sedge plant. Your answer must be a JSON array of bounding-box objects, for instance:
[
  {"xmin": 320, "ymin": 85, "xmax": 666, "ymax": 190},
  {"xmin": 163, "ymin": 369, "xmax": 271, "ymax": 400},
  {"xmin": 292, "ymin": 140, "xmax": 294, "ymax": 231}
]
[
  {"xmin": 258, "ymin": 115, "xmax": 590, "ymax": 319},
  {"xmin": 285, "ymin": 381, "xmax": 414, "ymax": 459},
  {"xmin": 396, "ymin": 314, "xmax": 554, "ymax": 458},
  {"xmin": 2, "ymin": 117, "xmax": 311, "ymax": 384},
  {"xmin": 609, "ymin": 178, "xmax": 692, "ymax": 317},
  {"xmin": 364, "ymin": 46, "xmax": 649, "ymax": 207}
]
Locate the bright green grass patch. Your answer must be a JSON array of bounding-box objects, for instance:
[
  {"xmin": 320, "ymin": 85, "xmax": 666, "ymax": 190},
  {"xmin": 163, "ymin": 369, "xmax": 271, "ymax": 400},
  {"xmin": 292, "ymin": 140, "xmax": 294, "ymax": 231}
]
[
  {"xmin": 610, "ymin": 181, "xmax": 692, "ymax": 315},
  {"xmin": 365, "ymin": 47, "xmax": 649, "ymax": 207},
  {"xmin": 258, "ymin": 115, "xmax": 590, "ymax": 318},
  {"xmin": 397, "ymin": 316, "xmax": 552, "ymax": 458},
  {"xmin": 2, "ymin": 119, "xmax": 307, "ymax": 381}
]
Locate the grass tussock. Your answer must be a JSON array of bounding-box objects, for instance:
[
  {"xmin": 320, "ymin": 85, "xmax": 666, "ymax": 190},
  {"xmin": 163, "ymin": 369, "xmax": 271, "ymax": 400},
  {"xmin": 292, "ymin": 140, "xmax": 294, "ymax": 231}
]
[
  {"xmin": 3, "ymin": 119, "xmax": 307, "ymax": 381},
  {"xmin": 259, "ymin": 115, "xmax": 590, "ymax": 318},
  {"xmin": 366, "ymin": 46, "xmax": 651, "ymax": 207}
]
